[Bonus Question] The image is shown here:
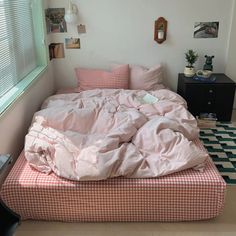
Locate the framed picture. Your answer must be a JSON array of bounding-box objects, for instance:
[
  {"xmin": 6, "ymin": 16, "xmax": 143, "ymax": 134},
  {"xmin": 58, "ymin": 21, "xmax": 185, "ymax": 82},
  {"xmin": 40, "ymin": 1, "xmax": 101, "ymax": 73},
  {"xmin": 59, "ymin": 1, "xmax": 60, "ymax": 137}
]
[
  {"xmin": 194, "ymin": 22, "xmax": 219, "ymax": 38},
  {"xmin": 49, "ymin": 43, "xmax": 65, "ymax": 60},
  {"xmin": 65, "ymin": 38, "xmax": 81, "ymax": 49},
  {"xmin": 45, "ymin": 8, "xmax": 67, "ymax": 33}
]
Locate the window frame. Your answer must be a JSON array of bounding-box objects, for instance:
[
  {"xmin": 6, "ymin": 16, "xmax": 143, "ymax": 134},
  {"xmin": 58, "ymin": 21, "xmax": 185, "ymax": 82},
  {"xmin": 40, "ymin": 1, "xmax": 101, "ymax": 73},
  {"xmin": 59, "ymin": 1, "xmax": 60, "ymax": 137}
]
[{"xmin": 0, "ymin": 0, "xmax": 48, "ymax": 117}]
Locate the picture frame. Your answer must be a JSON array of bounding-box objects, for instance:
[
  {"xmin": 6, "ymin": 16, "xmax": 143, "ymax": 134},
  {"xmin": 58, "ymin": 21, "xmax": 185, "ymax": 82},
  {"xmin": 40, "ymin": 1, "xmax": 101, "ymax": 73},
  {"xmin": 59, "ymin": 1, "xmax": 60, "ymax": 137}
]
[
  {"xmin": 65, "ymin": 38, "xmax": 81, "ymax": 49},
  {"xmin": 194, "ymin": 22, "xmax": 219, "ymax": 38},
  {"xmin": 45, "ymin": 8, "xmax": 67, "ymax": 33},
  {"xmin": 49, "ymin": 43, "xmax": 65, "ymax": 60}
]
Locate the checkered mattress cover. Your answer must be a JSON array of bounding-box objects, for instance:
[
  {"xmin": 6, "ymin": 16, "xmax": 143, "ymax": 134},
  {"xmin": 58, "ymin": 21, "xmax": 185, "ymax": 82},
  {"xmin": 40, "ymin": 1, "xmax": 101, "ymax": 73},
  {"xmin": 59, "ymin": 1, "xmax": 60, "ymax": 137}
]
[{"xmin": 0, "ymin": 140, "xmax": 226, "ymax": 222}]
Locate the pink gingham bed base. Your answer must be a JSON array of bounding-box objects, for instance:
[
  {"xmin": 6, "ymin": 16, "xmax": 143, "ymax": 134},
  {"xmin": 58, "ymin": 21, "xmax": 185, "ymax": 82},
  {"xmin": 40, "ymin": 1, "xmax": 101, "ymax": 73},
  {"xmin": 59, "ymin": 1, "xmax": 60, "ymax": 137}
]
[{"xmin": 0, "ymin": 140, "xmax": 226, "ymax": 222}]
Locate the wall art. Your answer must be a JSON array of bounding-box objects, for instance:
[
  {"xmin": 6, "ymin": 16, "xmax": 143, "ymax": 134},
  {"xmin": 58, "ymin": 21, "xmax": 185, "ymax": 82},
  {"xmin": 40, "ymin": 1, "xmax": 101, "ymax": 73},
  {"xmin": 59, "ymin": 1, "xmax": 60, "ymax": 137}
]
[
  {"xmin": 77, "ymin": 24, "xmax": 86, "ymax": 34},
  {"xmin": 194, "ymin": 22, "xmax": 219, "ymax": 38},
  {"xmin": 45, "ymin": 8, "xmax": 67, "ymax": 33},
  {"xmin": 49, "ymin": 43, "xmax": 65, "ymax": 60},
  {"xmin": 65, "ymin": 38, "xmax": 81, "ymax": 49}
]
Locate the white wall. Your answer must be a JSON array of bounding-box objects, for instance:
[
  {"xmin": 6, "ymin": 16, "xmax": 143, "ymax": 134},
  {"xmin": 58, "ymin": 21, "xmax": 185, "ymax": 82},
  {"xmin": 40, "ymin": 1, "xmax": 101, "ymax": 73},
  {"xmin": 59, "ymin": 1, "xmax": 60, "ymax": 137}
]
[
  {"xmin": 226, "ymin": 0, "xmax": 236, "ymax": 107},
  {"xmin": 0, "ymin": 0, "xmax": 55, "ymax": 162},
  {"xmin": 49, "ymin": 0, "xmax": 234, "ymax": 91},
  {"xmin": 0, "ymin": 67, "xmax": 54, "ymax": 160}
]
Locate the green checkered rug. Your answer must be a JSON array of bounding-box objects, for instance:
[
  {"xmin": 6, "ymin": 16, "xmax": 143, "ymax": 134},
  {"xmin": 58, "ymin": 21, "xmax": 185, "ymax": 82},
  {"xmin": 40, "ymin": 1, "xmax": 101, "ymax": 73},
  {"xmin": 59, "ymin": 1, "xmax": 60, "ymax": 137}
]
[{"xmin": 200, "ymin": 122, "xmax": 236, "ymax": 184}]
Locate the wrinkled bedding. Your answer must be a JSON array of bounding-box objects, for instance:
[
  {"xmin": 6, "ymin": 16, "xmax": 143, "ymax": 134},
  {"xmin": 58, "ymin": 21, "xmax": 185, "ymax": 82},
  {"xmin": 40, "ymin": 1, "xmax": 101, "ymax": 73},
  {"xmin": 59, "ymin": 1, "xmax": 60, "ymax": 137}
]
[{"xmin": 25, "ymin": 89, "xmax": 208, "ymax": 181}]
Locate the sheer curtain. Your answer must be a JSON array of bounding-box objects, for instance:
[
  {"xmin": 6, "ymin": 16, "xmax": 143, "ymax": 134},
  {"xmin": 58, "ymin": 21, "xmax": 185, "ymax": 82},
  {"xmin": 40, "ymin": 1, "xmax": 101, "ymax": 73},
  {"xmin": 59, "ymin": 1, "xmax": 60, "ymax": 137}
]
[{"xmin": 0, "ymin": 0, "xmax": 36, "ymax": 97}]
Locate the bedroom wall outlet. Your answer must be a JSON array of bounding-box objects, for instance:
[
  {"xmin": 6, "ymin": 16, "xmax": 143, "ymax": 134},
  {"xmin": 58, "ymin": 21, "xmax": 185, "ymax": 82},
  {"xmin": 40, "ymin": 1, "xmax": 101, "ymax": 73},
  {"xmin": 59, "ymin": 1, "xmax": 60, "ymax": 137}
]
[{"xmin": 77, "ymin": 24, "xmax": 86, "ymax": 34}]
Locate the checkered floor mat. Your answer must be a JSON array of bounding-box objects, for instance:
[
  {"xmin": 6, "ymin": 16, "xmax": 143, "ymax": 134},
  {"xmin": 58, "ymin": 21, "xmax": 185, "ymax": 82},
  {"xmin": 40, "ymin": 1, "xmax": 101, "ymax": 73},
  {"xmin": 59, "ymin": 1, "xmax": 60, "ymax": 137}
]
[{"xmin": 200, "ymin": 122, "xmax": 236, "ymax": 184}]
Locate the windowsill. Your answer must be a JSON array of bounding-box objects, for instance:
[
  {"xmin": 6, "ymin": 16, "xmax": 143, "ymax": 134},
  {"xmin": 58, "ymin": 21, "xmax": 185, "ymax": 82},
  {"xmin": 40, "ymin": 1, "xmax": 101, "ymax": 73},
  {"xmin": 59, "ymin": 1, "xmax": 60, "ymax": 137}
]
[{"xmin": 0, "ymin": 65, "xmax": 47, "ymax": 117}]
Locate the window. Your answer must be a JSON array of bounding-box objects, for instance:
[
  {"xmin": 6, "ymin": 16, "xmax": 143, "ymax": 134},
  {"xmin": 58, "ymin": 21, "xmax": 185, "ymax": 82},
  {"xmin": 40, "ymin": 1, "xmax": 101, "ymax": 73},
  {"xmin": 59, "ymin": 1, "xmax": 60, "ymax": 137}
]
[{"xmin": 0, "ymin": 0, "xmax": 47, "ymax": 114}]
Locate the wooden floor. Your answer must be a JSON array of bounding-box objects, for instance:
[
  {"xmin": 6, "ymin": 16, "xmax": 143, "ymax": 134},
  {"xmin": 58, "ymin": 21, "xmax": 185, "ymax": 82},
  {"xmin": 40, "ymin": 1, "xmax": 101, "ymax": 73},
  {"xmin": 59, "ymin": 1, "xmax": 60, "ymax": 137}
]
[{"xmin": 15, "ymin": 110, "xmax": 236, "ymax": 236}]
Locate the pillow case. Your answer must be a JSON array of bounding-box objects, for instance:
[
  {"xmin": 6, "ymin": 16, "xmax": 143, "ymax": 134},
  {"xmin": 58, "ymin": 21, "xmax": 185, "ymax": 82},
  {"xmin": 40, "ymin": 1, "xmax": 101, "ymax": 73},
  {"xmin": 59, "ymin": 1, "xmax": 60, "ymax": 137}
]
[
  {"xmin": 75, "ymin": 64, "xmax": 129, "ymax": 91},
  {"xmin": 130, "ymin": 64, "xmax": 163, "ymax": 90},
  {"xmin": 56, "ymin": 87, "xmax": 80, "ymax": 94}
]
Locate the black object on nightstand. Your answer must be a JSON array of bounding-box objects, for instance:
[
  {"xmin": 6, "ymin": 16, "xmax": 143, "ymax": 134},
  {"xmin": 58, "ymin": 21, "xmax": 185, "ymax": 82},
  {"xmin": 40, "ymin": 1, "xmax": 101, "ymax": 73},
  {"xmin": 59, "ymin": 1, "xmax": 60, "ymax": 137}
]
[
  {"xmin": 177, "ymin": 73, "xmax": 236, "ymax": 121},
  {"xmin": 0, "ymin": 155, "xmax": 21, "ymax": 236}
]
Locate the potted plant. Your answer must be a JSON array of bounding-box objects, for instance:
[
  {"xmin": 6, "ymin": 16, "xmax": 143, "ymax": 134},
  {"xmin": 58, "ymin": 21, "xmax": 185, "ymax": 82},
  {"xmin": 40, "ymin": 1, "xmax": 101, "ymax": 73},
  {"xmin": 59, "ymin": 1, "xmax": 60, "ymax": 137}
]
[{"xmin": 184, "ymin": 49, "xmax": 198, "ymax": 77}]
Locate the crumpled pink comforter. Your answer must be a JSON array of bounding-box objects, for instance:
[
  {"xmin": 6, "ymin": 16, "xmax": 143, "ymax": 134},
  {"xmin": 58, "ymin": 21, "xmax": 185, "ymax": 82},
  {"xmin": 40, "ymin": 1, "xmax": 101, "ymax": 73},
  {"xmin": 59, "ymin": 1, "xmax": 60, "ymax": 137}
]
[{"xmin": 25, "ymin": 89, "xmax": 208, "ymax": 181}]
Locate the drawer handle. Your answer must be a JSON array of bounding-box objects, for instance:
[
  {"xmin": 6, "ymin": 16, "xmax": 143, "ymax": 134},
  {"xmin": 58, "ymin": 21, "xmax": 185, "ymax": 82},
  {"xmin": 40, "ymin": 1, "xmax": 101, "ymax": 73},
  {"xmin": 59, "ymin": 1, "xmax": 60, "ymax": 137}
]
[
  {"xmin": 209, "ymin": 89, "xmax": 213, "ymax": 93},
  {"xmin": 208, "ymin": 101, "xmax": 212, "ymax": 105}
]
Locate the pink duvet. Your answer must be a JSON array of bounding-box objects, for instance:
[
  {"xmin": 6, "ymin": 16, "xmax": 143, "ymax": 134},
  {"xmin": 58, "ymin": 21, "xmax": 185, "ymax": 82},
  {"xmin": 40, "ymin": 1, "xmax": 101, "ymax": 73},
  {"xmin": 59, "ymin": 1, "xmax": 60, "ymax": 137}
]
[{"xmin": 25, "ymin": 89, "xmax": 208, "ymax": 181}]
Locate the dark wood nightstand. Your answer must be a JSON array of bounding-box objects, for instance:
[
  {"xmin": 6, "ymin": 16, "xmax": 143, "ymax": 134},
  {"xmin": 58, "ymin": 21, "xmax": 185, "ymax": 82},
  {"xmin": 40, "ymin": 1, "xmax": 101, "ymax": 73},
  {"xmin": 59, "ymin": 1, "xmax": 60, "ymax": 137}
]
[
  {"xmin": 0, "ymin": 155, "xmax": 20, "ymax": 236},
  {"xmin": 177, "ymin": 73, "xmax": 236, "ymax": 121}
]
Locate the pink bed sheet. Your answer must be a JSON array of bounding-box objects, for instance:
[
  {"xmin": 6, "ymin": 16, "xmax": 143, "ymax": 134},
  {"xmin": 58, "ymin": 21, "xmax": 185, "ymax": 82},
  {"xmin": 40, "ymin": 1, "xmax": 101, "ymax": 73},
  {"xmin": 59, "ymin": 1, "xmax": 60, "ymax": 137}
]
[{"xmin": 1, "ymin": 140, "xmax": 226, "ymax": 222}]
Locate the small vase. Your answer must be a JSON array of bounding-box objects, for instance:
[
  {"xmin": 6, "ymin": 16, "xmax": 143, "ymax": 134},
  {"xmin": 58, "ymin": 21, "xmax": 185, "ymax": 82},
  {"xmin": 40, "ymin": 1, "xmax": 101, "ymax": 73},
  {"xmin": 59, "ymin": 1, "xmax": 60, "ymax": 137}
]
[{"xmin": 184, "ymin": 67, "xmax": 195, "ymax": 77}]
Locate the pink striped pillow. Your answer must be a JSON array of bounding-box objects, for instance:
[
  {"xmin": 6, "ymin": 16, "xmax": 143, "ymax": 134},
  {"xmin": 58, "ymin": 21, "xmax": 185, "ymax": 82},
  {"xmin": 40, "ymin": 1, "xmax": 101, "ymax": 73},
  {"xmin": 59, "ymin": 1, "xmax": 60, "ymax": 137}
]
[{"xmin": 75, "ymin": 64, "xmax": 129, "ymax": 91}]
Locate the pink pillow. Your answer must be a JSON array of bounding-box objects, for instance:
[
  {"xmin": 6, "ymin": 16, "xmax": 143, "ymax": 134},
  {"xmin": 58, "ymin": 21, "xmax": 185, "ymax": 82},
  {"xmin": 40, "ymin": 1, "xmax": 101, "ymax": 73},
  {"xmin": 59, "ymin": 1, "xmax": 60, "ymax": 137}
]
[
  {"xmin": 75, "ymin": 64, "xmax": 129, "ymax": 91},
  {"xmin": 130, "ymin": 64, "xmax": 163, "ymax": 90},
  {"xmin": 56, "ymin": 87, "xmax": 81, "ymax": 94}
]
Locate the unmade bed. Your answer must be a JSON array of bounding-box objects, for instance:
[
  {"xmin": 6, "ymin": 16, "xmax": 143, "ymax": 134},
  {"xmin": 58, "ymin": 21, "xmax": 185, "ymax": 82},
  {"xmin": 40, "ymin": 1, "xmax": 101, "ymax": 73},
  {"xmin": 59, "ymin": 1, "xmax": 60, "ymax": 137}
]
[
  {"xmin": 0, "ymin": 88, "xmax": 227, "ymax": 222},
  {"xmin": 0, "ymin": 141, "xmax": 226, "ymax": 222}
]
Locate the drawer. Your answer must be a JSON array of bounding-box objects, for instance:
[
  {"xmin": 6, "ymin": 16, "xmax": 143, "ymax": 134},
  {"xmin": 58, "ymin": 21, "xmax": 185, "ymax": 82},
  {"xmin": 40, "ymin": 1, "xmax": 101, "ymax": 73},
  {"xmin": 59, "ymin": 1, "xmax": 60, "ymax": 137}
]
[
  {"xmin": 201, "ymin": 99, "xmax": 216, "ymax": 110},
  {"xmin": 177, "ymin": 73, "xmax": 236, "ymax": 121},
  {"xmin": 184, "ymin": 84, "xmax": 235, "ymax": 120},
  {"xmin": 184, "ymin": 85, "xmax": 214, "ymax": 110},
  {"xmin": 186, "ymin": 85, "xmax": 217, "ymax": 98},
  {"xmin": 185, "ymin": 84, "xmax": 233, "ymax": 102}
]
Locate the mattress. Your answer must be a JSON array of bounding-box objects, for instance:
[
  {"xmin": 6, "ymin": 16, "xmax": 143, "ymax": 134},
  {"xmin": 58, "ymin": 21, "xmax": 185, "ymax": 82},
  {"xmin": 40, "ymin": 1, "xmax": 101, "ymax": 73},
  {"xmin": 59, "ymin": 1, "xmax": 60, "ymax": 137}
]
[{"xmin": 0, "ymin": 140, "xmax": 226, "ymax": 222}]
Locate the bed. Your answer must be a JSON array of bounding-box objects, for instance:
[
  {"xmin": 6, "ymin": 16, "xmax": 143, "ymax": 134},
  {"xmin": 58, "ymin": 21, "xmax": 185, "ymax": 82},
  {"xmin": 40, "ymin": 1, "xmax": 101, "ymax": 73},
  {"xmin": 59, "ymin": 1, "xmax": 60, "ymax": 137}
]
[
  {"xmin": 0, "ymin": 64, "xmax": 227, "ymax": 221},
  {"xmin": 0, "ymin": 140, "xmax": 225, "ymax": 222}
]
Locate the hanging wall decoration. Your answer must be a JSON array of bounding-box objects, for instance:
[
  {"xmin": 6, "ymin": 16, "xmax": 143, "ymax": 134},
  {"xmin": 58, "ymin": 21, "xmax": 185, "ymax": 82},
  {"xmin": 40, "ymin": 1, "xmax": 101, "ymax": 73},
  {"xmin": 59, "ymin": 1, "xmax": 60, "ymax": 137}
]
[
  {"xmin": 194, "ymin": 22, "xmax": 219, "ymax": 38},
  {"xmin": 77, "ymin": 24, "xmax": 86, "ymax": 34},
  {"xmin": 65, "ymin": 38, "xmax": 81, "ymax": 49},
  {"xmin": 49, "ymin": 43, "xmax": 65, "ymax": 60},
  {"xmin": 154, "ymin": 17, "xmax": 168, "ymax": 44},
  {"xmin": 45, "ymin": 8, "xmax": 67, "ymax": 33},
  {"xmin": 64, "ymin": 0, "xmax": 79, "ymax": 25}
]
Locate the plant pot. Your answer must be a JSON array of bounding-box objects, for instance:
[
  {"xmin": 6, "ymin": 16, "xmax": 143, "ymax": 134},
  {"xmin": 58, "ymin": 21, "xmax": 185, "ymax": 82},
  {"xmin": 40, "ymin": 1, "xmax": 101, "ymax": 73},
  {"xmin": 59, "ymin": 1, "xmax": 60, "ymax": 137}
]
[{"xmin": 184, "ymin": 67, "xmax": 195, "ymax": 77}]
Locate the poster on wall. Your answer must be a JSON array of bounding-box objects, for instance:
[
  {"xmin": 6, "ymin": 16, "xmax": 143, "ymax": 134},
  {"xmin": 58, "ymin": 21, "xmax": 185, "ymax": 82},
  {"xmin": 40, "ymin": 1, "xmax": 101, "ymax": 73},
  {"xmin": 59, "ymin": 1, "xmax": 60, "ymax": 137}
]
[
  {"xmin": 45, "ymin": 8, "xmax": 67, "ymax": 33},
  {"xmin": 194, "ymin": 22, "xmax": 219, "ymax": 38},
  {"xmin": 49, "ymin": 43, "xmax": 65, "ymax": 60},
  {"xmin": 65, "ymin": 38, "xmax": 81, "ymax": 49}
]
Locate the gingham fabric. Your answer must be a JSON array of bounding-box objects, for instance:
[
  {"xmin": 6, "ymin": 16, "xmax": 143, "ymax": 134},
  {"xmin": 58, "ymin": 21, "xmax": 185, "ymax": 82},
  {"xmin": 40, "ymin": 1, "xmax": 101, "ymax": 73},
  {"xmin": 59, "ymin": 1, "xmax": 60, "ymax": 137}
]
[
  {"xmin": 0, "ymin": 140, "xmax": 226, "ymax": 222},
  {"xmin": 75, "ymin": 64, "xmax": 129, "ymax": 91}
]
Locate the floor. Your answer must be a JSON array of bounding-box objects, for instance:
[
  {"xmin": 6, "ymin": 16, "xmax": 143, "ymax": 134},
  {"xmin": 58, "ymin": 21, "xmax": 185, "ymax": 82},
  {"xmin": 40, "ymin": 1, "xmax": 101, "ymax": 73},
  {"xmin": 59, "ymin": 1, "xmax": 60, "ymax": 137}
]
[
  {"xmin": 231, "ymin": 109, "xmax": 236, "ymax": 124},
  {"xmin": 199, "ymin": 122, "xmax": 236, "ymax": 184},
  {"xmin": 15, "ymin": 110, "xmax": 236, "ymax": 236}
]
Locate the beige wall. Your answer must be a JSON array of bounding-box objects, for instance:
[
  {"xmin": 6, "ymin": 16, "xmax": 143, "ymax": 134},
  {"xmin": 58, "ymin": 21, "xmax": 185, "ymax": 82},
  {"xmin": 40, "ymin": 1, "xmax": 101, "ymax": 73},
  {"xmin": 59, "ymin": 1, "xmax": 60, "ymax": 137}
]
[
  {"xmin": 0, "ymin": 65, "xmax": 55, "ymax": 161},
  {"xmin": 49, "ymin": 0, "xmax": 234, "ymax": 91}
]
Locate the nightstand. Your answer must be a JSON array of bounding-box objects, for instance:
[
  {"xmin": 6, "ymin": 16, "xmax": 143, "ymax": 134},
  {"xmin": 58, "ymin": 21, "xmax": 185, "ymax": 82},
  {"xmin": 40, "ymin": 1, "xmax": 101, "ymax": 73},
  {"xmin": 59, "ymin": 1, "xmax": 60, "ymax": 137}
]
[
  {"xmin": 177, "ymin": 73, "xmax": 236, "ymax": 121},
  {"xmin": 0, "ymin": 155, "xmax": 20, "ymax": 236}
]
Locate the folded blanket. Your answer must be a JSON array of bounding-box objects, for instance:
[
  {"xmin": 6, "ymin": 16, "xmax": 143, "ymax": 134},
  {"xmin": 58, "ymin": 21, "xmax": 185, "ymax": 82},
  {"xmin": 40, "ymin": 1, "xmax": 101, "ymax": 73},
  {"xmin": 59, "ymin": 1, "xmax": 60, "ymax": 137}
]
[{"xmin": 25, "ymin": 89, "xmax": 208, "ymax": 181}]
